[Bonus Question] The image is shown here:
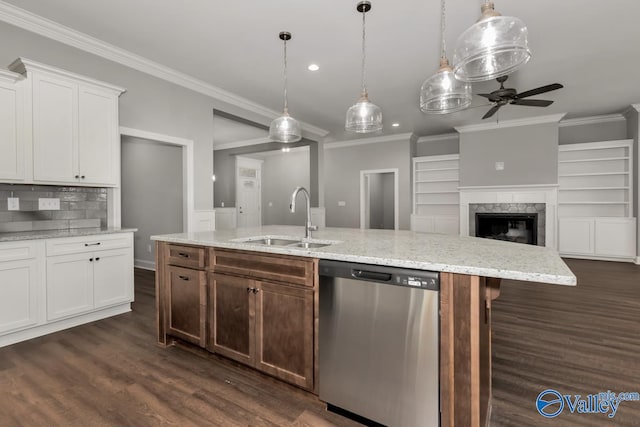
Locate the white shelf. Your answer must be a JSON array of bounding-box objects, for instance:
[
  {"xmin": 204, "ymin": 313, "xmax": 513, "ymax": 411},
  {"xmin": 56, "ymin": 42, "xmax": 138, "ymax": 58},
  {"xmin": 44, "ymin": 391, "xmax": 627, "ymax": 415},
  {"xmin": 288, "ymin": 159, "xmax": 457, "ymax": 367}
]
[
  {"xmin": 558, "ymin": 156, "xmax": 629, "ymax": 163},
  {"xmin": 559, "ymin": 186, "xmax": 629, "ymax": 191},
  {"xmin": 416, "ymin": 202, "xmax": 459, "ymax": 206},
  {"xmin": 413, "ymin": 155, "xmax": 460, "ymax": 233},
  {"xmin": 415, "ymin": 190, "xmax": 459, "ymax": 195},
  {"xmin": 559, "ymin": 172, "xmax": 629, "ymax": 177},
  {"xmin": 415, "ymin": 178, "xmax": 459, "ymax": 183},
  {"xmin": 416, "ymin": 167, "xmax": 459, "ymax": 172}
]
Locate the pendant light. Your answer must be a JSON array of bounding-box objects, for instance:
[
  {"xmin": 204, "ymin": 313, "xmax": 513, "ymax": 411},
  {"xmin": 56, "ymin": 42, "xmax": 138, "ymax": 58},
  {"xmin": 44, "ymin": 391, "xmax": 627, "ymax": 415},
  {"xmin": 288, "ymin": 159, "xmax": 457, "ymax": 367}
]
[
  {"xmin": 453, "ymin": 1, "xmax": 531, "ymax": 82},
  {"xmin": 269, "ymin": 31, "xmax": 302, "ymax": 143},
  {"xmin": 345, "ymin": 1, "xmax": 382, "ymax": 133},
  {"xmin": 420, "ymin": 0, "xmax": 472, "ymax": 114}
]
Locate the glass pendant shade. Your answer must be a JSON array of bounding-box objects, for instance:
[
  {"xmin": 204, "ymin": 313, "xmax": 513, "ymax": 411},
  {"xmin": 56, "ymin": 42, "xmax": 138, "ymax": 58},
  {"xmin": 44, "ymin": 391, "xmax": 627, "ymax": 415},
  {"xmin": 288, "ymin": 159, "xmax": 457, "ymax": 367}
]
[
  {"xmin": 453, "ymin": 2, "xmax": 531, "ymax": 82},
  {"xmin": 346, "ymin": 92, "xmax": 383, "ymax": 133},
  {"xmin": 269, "ymin": 110, "xmax": 302, "ymax": 143},
  {"xmin": 420, "ymin": 58, "xmax": 472, "ymax": 114}
]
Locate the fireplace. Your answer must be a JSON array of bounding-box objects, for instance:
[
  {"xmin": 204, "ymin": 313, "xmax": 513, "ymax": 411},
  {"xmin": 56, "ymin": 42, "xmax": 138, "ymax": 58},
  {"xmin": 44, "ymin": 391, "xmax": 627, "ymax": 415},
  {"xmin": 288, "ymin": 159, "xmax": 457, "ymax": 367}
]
[{"xmin": 475, "ymin": 213, "xmax": 538, "ymax": 245}]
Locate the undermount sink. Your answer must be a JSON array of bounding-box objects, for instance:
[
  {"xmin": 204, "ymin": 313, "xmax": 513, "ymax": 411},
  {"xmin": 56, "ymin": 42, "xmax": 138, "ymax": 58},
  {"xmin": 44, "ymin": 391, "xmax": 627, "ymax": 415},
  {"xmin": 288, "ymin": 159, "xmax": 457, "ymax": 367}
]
[
  {"xmin": 233, "ymin": 236, "xmax": 336, "ymax": 249},
  {"xmin": 290, "ymin": 242, "xmax": 331, "ymax": 249},
  {"xmin": 253, "ymin": 238, "xmax": 300, "ymax": 246}
]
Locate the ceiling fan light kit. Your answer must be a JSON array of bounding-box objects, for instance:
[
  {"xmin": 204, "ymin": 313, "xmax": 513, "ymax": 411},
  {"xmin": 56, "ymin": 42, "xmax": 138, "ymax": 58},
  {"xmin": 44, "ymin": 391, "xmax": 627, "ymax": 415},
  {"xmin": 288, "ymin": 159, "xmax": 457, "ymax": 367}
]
[
  {"xmin": 346, "ymin": 0, "xmax": 383, "ymax": 133},
  {"xmin": 420, "ymin": 0, "xmax": 472, "ymax": 114},
  {"xmin": 269, "ymin": 31, "xmax": 302, "ymax": 143},
  {"xmin": 452, "ymin": 1, "xmax": 531, "ymax": 82},
  {"xmin": 478, "ymin": 75, "xmax": 563, "ymax": 119}
]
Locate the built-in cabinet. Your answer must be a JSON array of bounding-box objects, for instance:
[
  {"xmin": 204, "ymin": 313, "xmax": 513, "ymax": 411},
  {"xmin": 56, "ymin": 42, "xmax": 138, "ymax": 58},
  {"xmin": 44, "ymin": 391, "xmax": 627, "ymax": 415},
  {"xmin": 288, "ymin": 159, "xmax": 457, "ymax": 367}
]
[
  {"xmin": 157, "ymin": 243, "xmax": 316, "ymax": 391},
  {"xmin": 1, "ymin": 58, "xmax": 125, "ymax": 187},
  {"xmin": 558, "ymin": 140, "xmax": 636, "ymax": 260},
  {"xmin": 411, "ymin": 154, "xmax": 460, "ymax": 235},
  {"xmin": 0, "ymin": 233, "xmax": 134, "ymax": 348}
]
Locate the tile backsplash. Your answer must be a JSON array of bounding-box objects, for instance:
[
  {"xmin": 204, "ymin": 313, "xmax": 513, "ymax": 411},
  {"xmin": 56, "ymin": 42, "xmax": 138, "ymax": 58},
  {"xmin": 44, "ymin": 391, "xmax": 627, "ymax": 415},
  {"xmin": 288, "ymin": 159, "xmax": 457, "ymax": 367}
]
[{"xmin": 0, "ymin": 184, "xmax": 108, "ymax": 233}]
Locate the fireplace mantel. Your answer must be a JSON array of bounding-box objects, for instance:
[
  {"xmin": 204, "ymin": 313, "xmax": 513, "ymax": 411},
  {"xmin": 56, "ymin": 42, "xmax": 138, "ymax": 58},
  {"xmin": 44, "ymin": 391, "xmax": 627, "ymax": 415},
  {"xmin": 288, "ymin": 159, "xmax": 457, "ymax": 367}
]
[{"xmin": 459, "ymin": 184, "xmax": 558, "ymax": 248}]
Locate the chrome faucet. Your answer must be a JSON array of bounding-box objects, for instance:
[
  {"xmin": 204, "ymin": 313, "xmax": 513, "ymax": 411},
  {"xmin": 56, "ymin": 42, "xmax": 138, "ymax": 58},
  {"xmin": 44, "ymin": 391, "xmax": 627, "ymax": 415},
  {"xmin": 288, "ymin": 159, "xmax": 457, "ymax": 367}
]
[{"xmin": 290, "ymin": 186, "xmax": 317, "ymax": 239}]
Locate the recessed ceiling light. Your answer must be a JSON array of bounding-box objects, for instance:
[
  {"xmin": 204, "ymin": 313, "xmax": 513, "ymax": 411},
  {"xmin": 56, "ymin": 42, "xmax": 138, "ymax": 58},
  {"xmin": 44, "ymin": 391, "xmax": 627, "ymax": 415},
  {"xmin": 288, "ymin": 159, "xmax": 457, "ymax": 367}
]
[
  {"xmin": 392, "ymin": 123, "xmax": 400, "ymax": 127},
  {"xmin": 307, "ymin": 64, "xmax": 320, "ymax": 71},
  {"xmin": 282, "ymin": 147, "xmax": 291, "ymax": 153}
]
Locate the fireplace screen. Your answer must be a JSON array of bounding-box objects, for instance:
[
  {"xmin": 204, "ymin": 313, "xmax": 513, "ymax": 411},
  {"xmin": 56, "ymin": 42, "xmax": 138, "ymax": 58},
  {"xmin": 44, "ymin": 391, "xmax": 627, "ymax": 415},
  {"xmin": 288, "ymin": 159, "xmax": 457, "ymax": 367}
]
[{"xmin": 475, "ymin": 213, "xmax": 538, "ymax": 245}]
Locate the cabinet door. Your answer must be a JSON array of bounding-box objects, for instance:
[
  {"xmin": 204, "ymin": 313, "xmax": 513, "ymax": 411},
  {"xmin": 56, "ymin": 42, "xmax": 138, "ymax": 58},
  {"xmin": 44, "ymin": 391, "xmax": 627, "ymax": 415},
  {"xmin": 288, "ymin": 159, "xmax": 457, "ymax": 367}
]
[
  {"xmin": 255, "ymin": 281, "xmax": 314, "ymax": 390},
  {"xmin": 46, "ymin": 253, "xmax": 93, "ymax": 320},
  {"xmin": 93, "ymin": 248, "xmax": 134, "ymax": 309},
  {"xmin": 595, "ymin": 218, "xmax": 637, "ymax": 258},
  {"xmin": 78, "ymin": 86, "xmax": 118, "ymax": 186},
  {"xmin": 209, "ymin": 273, "xmax": 255, "ymax": 364},
  {"xmin": 0, "ymin": 259, "xmax": 39, "ymax": 334},
  {"xmin": 0, "ymin": 76, "xmax": 24, "ymax": 181},
  {"xmin": 166, "ymin": 266, "xmax": 206, "ymax": 346},
  {"xmin": 32, "ymin": 73, "xmax": 78, "ymax": 183},
  {"xmin": 558, "ymin": 218, "xmax": 595, "ymax": 255}
]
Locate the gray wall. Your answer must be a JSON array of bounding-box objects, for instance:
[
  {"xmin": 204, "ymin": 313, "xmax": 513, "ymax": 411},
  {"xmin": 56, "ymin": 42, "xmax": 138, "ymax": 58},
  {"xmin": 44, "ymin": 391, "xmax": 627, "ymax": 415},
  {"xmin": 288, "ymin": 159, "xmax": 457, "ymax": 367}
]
[
  {"xmin": 121, "ymin": 137, "xmax": 183, "ymax": 265},
  {"xmin": 367, "ymin": 172, "xmax": 394, "ymax": 230},
  {"xmin": 261, "ymin": 149, "xmax": 310, "ymax": 226},
  {"xmin": 382, "ymin": 173, "xmax": 395, "ymax": 229},
  {"xmin": 416, "ymin": 135, "xmax": 460, "ymax": 156},
  {"xmin": 559, "ymin": 120, "xmax": 627, "ymax": 145},
  {"xmin": 459, "ymin": 123, "xmax": 559, "ymax": 187},
  {"xmin": 0, "ymin": 22, "xmax": 214, "ymax": 210},
  {"xmin": 324, "ymin": 138, "xmax": 411, "ymax": 229}
]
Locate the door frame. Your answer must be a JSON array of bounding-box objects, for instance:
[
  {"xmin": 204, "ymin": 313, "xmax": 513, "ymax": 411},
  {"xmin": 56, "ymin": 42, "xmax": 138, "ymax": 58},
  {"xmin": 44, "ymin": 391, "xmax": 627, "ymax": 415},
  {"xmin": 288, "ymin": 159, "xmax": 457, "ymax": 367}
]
[
  {"xmin": 235, "ymin": 155, "xmax": 263, "ymax": 227},
  {"xmin": 111, "ymin": 127, "xmax": 194, "ymax": 232},
  {"xmin": 359, "ymin": 168, "xmax": 399, "ymax": 230}
]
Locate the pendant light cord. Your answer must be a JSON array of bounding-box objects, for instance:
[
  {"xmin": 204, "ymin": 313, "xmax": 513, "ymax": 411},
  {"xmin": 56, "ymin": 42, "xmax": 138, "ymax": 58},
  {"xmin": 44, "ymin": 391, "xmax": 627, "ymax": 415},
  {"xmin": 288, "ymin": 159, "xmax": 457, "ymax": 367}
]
[
  {"xmin": 361, "ymin": 8, "xmax": 367, "ymax": 97},
  {"xmin": 440, "ymin": 0, "xmax": 446, "ymax": 60},
  {"xmin": 283, "ymin": 36, "xmax": 289, "ymax": 113}
]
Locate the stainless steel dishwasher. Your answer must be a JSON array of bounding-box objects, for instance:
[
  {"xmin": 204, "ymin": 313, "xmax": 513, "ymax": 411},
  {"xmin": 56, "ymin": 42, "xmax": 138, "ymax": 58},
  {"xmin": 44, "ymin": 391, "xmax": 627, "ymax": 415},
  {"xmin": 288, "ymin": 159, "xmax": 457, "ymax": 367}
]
[{"xmin": 319, "ymin": 260, "xmax": 440, "ymax": 427}]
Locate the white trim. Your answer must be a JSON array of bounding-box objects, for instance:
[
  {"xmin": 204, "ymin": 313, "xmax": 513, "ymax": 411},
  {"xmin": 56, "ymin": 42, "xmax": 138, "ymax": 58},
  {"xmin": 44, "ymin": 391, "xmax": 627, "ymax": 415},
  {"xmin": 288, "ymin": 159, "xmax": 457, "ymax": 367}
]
[
  {"xmin": 558, "ymin": 139, "xmax": 633, "ymax": 152},
  {"xmin": 455, "ymin": 113, "xmax": 566, "ymax": 133},
  {"xmin": 0, "ymin": 68, "xmax": 24, "ymax": 83},
  {"xmin": 119, "ymin": 126, "xmax": 195, "ymax": 232},
  {"xmin": 417, "ymin": 133, "xmax": 458, "ymax": 144},
  {"xmin": 458, "ymin": 183, "xmax": 559, "ymax": 191},
  {"xmin": 0, "ymin": 1, "xmax": 328, "ymax": 139},
  {"xmin": 134, "ymin": 259, "xmax": 156, "ymax": 271},
  {"xmin": 635, "ymin": 256, "xmax": 640, "ymax": 265},
  {"xmin": 324, "ymin": 132, "xmax": 413, "ymax": 150},
  {"xmin": 249, "ymin": 145, "xmax": 310, "ymax": 158},
  {"xmin": 631, "ymin": 104, "xmax": 640, "ymax": 113},
  {"xmin": 214, "ymin": 137, "xmax": 272, "ymax": 151},
  {"xmin": 359, "ymin": 168, "xmax": 399, "ymax": 230},
  {"xmin": 559, "ymin": 114, "xmax": 625, "ymax": 128}
]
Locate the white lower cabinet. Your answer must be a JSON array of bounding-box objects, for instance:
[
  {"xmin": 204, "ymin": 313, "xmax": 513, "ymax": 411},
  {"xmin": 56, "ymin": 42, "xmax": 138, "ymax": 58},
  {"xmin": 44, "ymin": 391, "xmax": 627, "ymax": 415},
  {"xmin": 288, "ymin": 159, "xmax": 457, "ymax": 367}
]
[
  {"xmin": 0, "ymin": 232, "xmax": 133, "ymax": 347},
  {"xmin": 559, "ymin": 217, "xmax": 636, "ymax": 260}
]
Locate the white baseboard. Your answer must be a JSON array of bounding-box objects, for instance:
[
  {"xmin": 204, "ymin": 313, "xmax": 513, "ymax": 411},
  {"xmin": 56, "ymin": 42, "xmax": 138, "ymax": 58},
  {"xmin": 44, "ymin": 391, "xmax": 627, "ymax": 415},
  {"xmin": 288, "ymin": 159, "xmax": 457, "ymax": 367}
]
[
  {"xmin": 635, "ymin": 256, "xmax": 640, "ymax": 265},
  {"xmin": 134, "ymin": 259, "xmax": 156, "ymax": 271}
]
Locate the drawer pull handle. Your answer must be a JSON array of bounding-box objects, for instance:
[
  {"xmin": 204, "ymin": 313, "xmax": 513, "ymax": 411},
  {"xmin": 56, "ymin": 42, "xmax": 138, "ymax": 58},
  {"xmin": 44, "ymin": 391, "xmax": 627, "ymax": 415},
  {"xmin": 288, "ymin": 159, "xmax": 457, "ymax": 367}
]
[
  {"xmin": 252, "ymin": 288, "xmax": 259, "ymax": 294},
  {"xmin": 75, "ymin": 175, "xmax": 80, "ymax": 179},
  {"xmin": 246, "ymin": 287, "xmax": 251, "ymax": 293},
  {"xmin": 95, "ymin": 257, "xmax": 100, "ymax": 261},
  {"xmin": 177, "ymin": 252, "xmax": 190, "ymax": 258},
  {"xmin": 178, "ymin": 275, "xmax": 190, "ymax": 281},
  {"xmin": 85, "ymin": 242, "xmax": 101, "ymax": 247}
]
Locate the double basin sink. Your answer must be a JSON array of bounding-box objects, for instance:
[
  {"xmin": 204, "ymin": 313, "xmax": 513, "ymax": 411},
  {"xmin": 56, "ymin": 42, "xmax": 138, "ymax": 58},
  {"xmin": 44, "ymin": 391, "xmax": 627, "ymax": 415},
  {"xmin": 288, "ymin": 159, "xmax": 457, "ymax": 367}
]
[{"xmin": 232, "ymin": 236, "xmax": 337, "ymax": 249}]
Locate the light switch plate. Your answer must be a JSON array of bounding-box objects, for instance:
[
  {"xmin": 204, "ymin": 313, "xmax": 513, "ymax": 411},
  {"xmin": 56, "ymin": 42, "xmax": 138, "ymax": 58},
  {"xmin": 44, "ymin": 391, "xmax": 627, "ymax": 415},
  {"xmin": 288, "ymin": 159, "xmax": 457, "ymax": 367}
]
[
  {"xmin": 7, "ymin": 197, "xmax": 19, "ymax": 211},
  {"xmin": 495, "ymin": 161, "xmax": 505, "ymax": 171},
  {"xmin": 338, "ymin": 201, "xmax": 346, "ymax": 207},
  {"xmin": 38, "ymin": 198, "xmax": 60, "ymax": 210}
]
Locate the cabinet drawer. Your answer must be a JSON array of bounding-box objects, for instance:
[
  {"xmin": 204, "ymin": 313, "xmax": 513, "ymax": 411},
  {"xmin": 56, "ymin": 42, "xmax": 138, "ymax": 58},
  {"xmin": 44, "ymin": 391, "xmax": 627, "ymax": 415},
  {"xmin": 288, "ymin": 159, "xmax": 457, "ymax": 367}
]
[
  {"xmin": 46, "ymin": 233, "xmax": 132, "ymax": 256},
  {"xmin": 166, "ymin": 244, "xmax": 206, "ymax": 269},
  {"xmin": 210, "ymin": 249, "xmax": 314, "ymax": 287},
  {"xmin": 167, "ymin": 265, "xmax": 206, "ymax": 346},
  {"xmin": 0, "ymin": 240, "xmax": 42, "ymax": 262}
]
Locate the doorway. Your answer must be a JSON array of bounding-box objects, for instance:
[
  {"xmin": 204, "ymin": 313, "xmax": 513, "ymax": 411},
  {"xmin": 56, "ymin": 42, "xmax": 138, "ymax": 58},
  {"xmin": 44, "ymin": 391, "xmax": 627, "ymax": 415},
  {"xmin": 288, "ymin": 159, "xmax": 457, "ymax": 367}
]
[
  {"xmin": 360, "ymin": 169, "xmax": 399, "ymax": 230},
  {"xmin": 236, "ymin": 156, "xmax": 263, "ymax": 228}
]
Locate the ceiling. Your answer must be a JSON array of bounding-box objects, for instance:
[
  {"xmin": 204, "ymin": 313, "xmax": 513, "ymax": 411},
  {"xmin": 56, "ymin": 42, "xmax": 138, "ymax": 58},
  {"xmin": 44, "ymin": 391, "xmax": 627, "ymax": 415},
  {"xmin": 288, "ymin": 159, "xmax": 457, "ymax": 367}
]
[{"xmin": 4, "ymin": 0, "xmax": 640, "ymax": 143}]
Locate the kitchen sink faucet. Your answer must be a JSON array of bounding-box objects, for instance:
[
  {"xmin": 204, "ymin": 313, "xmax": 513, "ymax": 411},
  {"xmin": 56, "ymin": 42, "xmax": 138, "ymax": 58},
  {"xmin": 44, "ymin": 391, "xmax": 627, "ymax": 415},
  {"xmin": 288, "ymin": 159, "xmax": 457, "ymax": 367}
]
[{"xmin": 290, "ymin": 186, "xmax": 317, "ymax": 239}]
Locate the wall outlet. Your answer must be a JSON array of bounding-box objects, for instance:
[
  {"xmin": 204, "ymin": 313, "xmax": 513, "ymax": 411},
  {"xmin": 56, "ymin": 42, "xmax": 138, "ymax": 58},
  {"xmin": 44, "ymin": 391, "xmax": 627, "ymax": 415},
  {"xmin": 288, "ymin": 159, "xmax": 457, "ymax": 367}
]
[
  {"xmin": 147, "ymin": 244, "xmax": 152, "ymax": 253},
  {"xmin": 495, "ymin": 161, "xmax": 505, "ymax": 171},
  {"xmin": 38, "ymin": 198, "xmax": 60, "ymax": 210},
  {"xmin": 7, "ymin": 197, "xmax": 19, "ymax": 211},
  {"xmin": 338, "ymin": 201, "xmax": 346, "ymax": 207}
]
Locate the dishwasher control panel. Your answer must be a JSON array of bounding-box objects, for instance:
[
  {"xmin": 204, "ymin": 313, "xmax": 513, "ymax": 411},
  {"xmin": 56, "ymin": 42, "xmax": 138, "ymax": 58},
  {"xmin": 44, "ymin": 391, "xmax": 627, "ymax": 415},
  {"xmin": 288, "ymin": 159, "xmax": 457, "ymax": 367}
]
[{"xmin": 397, "ymin": 274, "xmax": 438, "ymax": 290}]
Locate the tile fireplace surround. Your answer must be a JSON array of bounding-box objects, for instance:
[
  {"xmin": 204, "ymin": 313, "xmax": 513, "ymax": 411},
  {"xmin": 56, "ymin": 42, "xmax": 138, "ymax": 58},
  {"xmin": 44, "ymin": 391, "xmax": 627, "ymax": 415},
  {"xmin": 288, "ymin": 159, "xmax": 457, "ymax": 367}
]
[{"xmin": 459, "ymin": 185, "xmax": 558, "ymax": 249}]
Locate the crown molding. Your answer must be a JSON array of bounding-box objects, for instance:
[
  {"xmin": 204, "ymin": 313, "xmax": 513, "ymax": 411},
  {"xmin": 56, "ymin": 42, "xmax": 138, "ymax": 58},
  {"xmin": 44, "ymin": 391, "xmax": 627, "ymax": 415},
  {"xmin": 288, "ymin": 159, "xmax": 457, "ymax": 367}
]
[
  {"xmin": 214, "ymin": 137, "xmax": 273, "ymax": 151},
  {"xmin": 455, "ymin": 113, "xmax": 566, "ymax": 133},
  {"xmin": 324, "ymin": 132, "xmax": 413, "ymax": 150},
  {"xmin": 249, "ymin": 145, "xmax": 310, "ymax": 158},
  {"xmin": 417, "ymin": 133, "xmax": 458, "ymax": 144},
  {"xmin": 630, "ymin": 104, "xmax": 640, "ymax": 113},
  {"xmin": 0, "ymin": 1, "xmax": 329, "ymax": 139},
  {"xmin": 559, "ymin": 113, "xmax": 625, "ymax": 128},
  {"xmin": 0, "ymin": 68, "xmax": 23, "ymax": 83}
]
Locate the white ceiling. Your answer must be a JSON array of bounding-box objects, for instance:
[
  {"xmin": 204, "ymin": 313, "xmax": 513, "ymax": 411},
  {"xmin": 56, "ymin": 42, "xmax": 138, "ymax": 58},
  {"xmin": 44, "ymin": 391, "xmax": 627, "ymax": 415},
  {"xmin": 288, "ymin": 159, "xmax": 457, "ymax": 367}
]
[{"xmin": 5, "ymin": 0, "xmax": 640, "ymax": 142}]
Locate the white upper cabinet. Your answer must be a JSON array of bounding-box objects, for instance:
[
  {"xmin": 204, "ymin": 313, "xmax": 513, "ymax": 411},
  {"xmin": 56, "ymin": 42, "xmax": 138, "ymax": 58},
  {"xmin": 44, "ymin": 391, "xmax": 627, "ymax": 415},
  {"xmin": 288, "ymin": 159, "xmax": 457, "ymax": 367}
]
[
  {"xmin": 0, "ymin": 70, "xmax": 26, "ymax": 181},
  {"xmin": 8, "ymin": 58, "xmax": 125, "ymax": 187}
]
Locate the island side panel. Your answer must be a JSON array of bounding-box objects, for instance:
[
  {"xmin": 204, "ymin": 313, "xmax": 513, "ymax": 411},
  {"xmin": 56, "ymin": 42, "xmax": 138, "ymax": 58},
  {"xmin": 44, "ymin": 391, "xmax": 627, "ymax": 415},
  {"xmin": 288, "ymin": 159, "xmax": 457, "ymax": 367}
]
[
  {"xmin": 155, "ymin": 241, "xmax": 168, "ymax": 346},
  {"xmin": 440, "ymin": 272, "xmax": 493, "ymax": 427}
]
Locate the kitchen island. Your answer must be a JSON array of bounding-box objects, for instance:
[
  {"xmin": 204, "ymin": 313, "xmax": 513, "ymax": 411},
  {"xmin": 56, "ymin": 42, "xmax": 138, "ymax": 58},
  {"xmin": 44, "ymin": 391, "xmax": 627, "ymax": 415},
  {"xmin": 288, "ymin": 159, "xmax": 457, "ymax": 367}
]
[{"xmin": 152, "ymin": 225, "xmax": 575, "ymax": 427}]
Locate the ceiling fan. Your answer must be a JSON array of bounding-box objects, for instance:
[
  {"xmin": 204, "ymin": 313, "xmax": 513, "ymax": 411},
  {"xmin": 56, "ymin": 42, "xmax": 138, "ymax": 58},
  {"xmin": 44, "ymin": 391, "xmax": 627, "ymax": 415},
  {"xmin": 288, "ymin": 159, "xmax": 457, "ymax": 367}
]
[{"xmin": 478, "ymin": 76, "xmax": 563, "ymax": 119}]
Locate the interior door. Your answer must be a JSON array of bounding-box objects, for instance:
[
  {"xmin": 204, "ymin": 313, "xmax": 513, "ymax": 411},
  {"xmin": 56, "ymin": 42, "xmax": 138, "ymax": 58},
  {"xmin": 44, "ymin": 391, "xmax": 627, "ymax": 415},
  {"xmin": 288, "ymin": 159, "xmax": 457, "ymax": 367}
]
[{"xmin": 236, "ymin": 156, "xmax": 262, "ymax": 228}]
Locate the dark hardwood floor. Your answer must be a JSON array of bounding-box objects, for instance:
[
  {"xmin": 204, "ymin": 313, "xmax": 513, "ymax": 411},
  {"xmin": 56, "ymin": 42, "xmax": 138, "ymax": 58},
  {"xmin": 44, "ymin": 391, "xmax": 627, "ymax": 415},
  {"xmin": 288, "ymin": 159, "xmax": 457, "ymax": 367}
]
[{"xmin": 0, "ymin": 259, "xmax": 638, "ymax": 426}]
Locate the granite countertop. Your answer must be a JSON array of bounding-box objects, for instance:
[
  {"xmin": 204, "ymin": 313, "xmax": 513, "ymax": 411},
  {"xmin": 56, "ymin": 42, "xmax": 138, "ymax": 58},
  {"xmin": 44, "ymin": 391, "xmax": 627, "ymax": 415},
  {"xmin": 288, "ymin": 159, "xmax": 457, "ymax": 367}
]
[
  {"xmin": 0, "ymin": 227, "xmax": 137, "ymax": 242},
  {"xmin": 151, "ymin": 225, "xmax": 576, "ymax": 286}
]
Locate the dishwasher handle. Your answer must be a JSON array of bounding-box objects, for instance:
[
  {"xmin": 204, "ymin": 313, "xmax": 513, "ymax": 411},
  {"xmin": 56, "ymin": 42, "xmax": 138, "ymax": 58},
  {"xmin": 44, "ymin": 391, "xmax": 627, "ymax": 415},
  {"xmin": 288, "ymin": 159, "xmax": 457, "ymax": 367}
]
[{"xmin": 351, "ymin": 269, "xmax": 392, "ymax": 282}]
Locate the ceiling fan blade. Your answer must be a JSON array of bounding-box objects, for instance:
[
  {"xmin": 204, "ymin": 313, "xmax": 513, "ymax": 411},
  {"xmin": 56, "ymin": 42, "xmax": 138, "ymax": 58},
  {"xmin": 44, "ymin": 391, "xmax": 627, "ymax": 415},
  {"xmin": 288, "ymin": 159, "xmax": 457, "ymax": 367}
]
[
  {"xmin": 511, "ymin": 99, "xmax": 554, "ymax": 107},
  {"xmin": 478, "ymin": 93, "xmax": 502, "ymax": 102},
  {"xmin": 482, "ymin": 105, "xmax": 501, "ymax": 119},
  {"xmin": 515, "ymin": 83, "xmax": 563, "ymax": 99}
]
